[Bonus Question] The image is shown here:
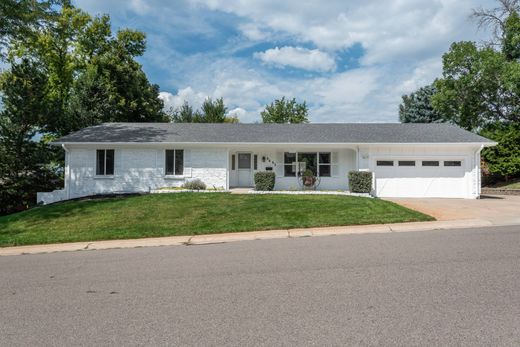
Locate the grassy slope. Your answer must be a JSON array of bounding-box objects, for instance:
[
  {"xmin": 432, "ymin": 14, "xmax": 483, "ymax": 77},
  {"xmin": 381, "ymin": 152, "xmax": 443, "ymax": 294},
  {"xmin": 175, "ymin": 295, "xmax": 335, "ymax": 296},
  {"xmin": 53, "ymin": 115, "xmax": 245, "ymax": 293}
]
[
  {"xmin": 488, "ymin": 181, "xmax": 520, "ymax": 189},
  {"xmin": 0, "ymin": 193, "xmax": 433, "ymax": 247}
]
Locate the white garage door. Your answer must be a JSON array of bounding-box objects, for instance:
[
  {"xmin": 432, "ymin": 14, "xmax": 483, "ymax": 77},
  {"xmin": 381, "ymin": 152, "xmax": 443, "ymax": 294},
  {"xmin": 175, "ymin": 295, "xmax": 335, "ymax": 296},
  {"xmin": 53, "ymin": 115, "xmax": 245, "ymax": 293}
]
[{"xmin": 374, "ymin": 159, "xmax": 468, "ymax": 198}]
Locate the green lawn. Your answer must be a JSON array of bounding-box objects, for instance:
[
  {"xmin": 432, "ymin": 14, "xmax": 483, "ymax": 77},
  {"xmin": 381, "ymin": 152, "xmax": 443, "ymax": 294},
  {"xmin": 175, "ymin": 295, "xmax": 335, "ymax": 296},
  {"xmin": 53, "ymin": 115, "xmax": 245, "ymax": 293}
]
[
  {"xmin": 0, "ymin": 193, "xmax": 434, "ymax": 247},
  {"xmin": 488, "ymin": 180, "xmax": 520, "ymax": 189}
]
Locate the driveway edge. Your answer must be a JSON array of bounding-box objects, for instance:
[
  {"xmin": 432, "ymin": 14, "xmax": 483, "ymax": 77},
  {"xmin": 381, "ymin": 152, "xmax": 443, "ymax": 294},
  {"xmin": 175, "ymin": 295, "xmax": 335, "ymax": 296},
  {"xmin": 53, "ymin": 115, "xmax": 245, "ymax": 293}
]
[{"xmin": 0, "ymin": 218, "xmax": 505, "ymax": 256}]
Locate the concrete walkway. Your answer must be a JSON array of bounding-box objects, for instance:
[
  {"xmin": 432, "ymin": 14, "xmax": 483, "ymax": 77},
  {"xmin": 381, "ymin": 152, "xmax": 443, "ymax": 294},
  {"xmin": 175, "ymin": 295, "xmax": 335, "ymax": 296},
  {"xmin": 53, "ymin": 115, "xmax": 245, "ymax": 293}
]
[{"xmin": 2, "ymin": 216, "xmax": 514, "ymax": 256}]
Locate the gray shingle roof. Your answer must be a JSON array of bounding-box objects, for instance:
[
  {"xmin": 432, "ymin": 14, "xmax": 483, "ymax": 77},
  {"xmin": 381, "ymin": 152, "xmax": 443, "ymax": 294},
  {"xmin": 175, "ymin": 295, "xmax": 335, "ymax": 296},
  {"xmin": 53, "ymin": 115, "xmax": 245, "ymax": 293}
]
[{"xmin": 54, "ymin": 122, "xmax": 494, "ymax": 144}]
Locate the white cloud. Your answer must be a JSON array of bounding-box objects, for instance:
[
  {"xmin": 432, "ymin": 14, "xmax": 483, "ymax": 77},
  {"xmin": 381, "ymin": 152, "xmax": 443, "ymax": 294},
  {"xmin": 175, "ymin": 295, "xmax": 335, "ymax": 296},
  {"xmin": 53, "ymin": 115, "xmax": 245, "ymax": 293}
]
[
  {"xmin": 159, "ymin": 87, "xmax": 207, "ymax": 111},
  {"xmin": 238, "ymin": 23, "xmax": 270, "ymax": 41},
  {"xmin": 227, "ymin": 107, "xmax": 247, "ymax": 118},
  {"xmin": 254, "ymin": 46, "xmax": 336, "ymax": 72}
]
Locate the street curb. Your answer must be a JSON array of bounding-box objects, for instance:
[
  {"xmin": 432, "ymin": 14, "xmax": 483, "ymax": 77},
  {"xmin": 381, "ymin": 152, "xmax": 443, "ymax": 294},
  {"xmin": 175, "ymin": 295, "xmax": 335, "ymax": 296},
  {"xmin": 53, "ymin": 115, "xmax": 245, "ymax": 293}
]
[{"xmin": 0, "ymin": 218, "xmax": 503, "ymax": 256}]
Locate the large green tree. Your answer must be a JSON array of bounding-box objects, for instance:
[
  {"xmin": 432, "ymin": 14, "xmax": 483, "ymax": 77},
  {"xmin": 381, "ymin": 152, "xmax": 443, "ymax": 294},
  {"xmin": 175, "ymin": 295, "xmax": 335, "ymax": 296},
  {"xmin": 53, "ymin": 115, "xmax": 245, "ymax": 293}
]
[
  {"xmin": 399, "ymin": 84, "xmax": 444, "ymax": 123},
  {"xmin": 9, "ymin": 5, "xmax": 167, "ymax": 135},
  {"xmin": 0, "ymin": 2, "xmax": 167, "ymax": 215},
  {"xmin": 261, "ymin": 97, "xmax": 309, "ymax": 124},
  {"xmin": 0, "ymin": 59, "xmax": 61, "ymax": 215},
  {"xmin": 432, "ymin": 1, "xmax": 520, "ymax": 130}
]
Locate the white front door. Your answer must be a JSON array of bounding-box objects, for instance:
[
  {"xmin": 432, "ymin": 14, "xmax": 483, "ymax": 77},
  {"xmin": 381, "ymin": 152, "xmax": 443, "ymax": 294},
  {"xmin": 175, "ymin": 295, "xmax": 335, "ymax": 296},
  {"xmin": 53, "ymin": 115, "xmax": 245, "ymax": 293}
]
[{"xmin": 237, "ymin": 152, "xmax": 252, "ymax": 187}]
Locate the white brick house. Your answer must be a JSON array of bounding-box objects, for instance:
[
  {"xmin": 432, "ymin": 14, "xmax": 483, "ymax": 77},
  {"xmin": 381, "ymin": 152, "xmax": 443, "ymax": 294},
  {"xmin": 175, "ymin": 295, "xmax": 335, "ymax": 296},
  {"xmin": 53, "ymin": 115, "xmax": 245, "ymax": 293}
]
[{"xmin": 37, "ymin": 123, "xmax": 495, "ymax": 204}]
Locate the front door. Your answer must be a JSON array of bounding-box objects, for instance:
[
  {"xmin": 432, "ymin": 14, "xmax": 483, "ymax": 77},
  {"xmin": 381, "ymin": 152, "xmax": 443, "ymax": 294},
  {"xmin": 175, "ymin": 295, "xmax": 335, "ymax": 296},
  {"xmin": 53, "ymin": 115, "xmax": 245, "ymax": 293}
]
[{"xmin": 237, "ymin": 152, "xmax": 252, "ymax": 187}]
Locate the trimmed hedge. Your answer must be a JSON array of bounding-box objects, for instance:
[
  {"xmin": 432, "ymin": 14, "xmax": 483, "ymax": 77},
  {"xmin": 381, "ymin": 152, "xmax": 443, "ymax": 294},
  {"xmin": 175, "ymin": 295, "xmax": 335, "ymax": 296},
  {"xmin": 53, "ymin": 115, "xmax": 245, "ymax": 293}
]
[
  {"xmin": 254, "ymin": 171, "xmax": 276, "ymax": 191},
  {"xmin": 348, "ymin": 171, "xmax": 372, "ymax": 193},
  {"xmin": 182, "ymin": 179, "xmax": 206, "ymax": 190}
]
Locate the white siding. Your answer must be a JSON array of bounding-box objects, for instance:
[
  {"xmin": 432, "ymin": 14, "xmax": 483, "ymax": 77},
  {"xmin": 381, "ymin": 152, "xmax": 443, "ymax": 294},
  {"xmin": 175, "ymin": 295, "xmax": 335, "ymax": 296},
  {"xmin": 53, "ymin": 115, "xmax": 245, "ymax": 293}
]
[{"xmin": 66, "ymin": 146, "xmax": 228, "ymax": 199}]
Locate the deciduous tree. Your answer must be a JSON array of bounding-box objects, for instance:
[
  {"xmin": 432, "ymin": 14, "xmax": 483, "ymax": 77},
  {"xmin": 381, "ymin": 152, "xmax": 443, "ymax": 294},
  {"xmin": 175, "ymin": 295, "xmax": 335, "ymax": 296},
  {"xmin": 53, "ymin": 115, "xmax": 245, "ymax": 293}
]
[{"xmin": 261, "ymin": 97, "xmax": 309, "ymax": 124}]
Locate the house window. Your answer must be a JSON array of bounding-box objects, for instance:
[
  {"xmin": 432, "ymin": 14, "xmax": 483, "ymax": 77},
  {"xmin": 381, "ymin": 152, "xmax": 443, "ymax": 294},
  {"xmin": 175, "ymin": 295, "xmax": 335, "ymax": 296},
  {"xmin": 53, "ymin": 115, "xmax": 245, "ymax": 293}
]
[
  {"xmin": 284, "ymin": 152, "xmax": 296, "ymax": 177},
  {"xmin": 318, "ymin": 152, "xmax": 331, "ymax": 177},
  {"xmin": 284, "ymin": 152, "xmax": 336, "ymax": 177},
  {"xmin": 422, "ymin": 160, "xmax": 439, "ymax": 167},
  {"xmin": 444, "ymin": 160, "xmax": 462, "ymax": 167},
  {"xmin": 398, "ymin": 160, "xmax": 415, "ymax": 166},
  {"xmin": 298, "ymin": 152, "xmax": 318, "ymax": 175},
  {"xmin": 231, "ymin": 155, "xmax": 235, "ymax": 170},
  {"xmin": 376, "ymin": 160, "xmax": 393, "ymax": 166},
  {"xmin": 165, "ymin": 149, "xmax": 184, "ymax": 175},
  {"xmin": 254, "ymin": 155, "xmax": 258, "ymax": 170},
  {"xmin": 96, "ymin": 149, "xmax": 114, "ymax": 175}
]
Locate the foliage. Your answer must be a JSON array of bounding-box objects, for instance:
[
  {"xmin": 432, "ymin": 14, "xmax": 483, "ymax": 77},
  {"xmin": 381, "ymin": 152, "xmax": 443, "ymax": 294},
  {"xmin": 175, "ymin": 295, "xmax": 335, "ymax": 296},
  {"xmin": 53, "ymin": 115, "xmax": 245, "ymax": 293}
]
[
  {"xmin": 430, "ymin": 2, "xmax": 520, "ymax": 130},
  {"xmin": 261, "ymin": 97, "xmax": 309, "ymax": 123},
  {"xmin": 182, "ymin": 179, "xmax": 206, "ymax": 190},
  {"xmin": 348, "ymin": 171, "xmax": 373, "ymax": 193},
  {"xmin": 503, "ymin": 10, "xmax": 520, "ymax": 59},
  {"xmin": 169, "ymin": 101, "xmax": 199, "ymax": 123},
  {"xmin": 0, "ymin": 193, "xmax": 433, "ymax": 246},
  {"xmin": 431, "ymin": 41, "xmax": 520, "ymax": 130},
  {"xmin": 0, "ymin": 0, "xmax": 60, "ymax": 58},
  {"xmin": 8, "ymin": 5, "xmax": 167, "ymax": 135},
  {"xmin": 301, "ymin": 169, "xmax": 314, "ymax": 177},
  {"xmin": 200, "ymin": 97, "xmax": 227, "ymax": 123},
  {"xmin": 399, "ymin": 84, "xmax": 444, "ymax": 123},
  {"xmin": 254, "ymin": 171, "xmax": 276, "ymax": 191},
  {"xmin": 481, "ymin": 123, "xmax": 520, "ymax": 180},
  {"xmin": 0, "ymin": 59, "xmax": 62, "ymax": 215},
  {"xmin": 168, "ymin": 98, "xmax": 239, "ymax": 123}
]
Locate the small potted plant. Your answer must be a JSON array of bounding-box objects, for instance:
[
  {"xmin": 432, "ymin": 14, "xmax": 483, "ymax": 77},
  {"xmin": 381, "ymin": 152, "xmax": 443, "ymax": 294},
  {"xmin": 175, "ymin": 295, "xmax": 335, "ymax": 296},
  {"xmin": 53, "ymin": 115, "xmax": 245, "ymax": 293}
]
[{"xmin": 301, "ymin": 169, "xmax": 316, "ymax": 188}]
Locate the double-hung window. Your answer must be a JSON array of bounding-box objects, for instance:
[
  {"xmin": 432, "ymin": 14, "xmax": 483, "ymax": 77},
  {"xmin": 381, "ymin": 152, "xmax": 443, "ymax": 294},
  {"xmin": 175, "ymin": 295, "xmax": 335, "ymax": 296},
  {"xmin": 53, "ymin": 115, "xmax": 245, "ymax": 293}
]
[
  {"xmin": 284, "ymin": 152, "xmax": 297, "ymax": 177},
  {"xmin": 318, "ymin": 152, "xmax": 332, "ymax": 177},
  {"xmin": 96, "ymin": 149, "xmax": 114, "ymax": 176},
  {"xmin": 165, "ymin": 149, "xmax": 184, "ymax": 176}
]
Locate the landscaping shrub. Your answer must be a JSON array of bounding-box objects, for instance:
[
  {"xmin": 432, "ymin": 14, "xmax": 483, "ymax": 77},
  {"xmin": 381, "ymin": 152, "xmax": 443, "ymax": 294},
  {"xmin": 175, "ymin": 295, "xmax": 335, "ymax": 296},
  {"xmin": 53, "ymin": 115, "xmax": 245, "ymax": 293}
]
[
  {"xmin": 182, "ymin": 179, "xmax": 206, "ymax": 190},
  {"xmin": 348, "ymin": 171, "xmax": 372, "ymax": 193},
  {"xmin": 254, "ymin": 171, "xmax": 276, "ymax": 191}
]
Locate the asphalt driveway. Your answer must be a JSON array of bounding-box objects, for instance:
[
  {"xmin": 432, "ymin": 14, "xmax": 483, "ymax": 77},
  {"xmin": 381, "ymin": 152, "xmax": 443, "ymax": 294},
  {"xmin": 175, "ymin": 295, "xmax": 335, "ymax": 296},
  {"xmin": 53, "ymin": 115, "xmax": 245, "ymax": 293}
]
[{"xmin": 387, "ymin": 195, "xmax": 520, "ymax": 225}]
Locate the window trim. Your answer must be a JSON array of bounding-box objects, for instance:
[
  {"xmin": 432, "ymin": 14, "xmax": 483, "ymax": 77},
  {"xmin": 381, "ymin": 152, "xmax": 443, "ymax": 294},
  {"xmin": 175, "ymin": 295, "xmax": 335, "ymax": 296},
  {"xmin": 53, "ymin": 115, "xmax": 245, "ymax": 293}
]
[
  {"xmin": 165, "ymin": 149, "xmax": 185, "ymax": 177},
  {"xmin": 95, "ymin": 149, "xmax": 115, "ymax": 177}
]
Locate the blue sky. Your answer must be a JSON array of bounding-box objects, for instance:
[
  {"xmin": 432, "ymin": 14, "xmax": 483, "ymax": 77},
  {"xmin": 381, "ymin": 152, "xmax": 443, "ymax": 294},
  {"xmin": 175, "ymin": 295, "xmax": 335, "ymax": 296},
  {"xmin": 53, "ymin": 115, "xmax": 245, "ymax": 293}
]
[{"xmin": 75, "ymin": 0, "xmax": 493, "ymax": 123}]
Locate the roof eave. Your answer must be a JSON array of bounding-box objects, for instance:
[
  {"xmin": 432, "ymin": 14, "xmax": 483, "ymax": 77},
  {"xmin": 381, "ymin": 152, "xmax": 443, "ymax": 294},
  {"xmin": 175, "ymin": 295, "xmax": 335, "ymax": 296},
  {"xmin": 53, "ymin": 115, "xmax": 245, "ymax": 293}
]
[{"xmin": 51, "ymin": 141, "xmax": 497, "ymax": 146}]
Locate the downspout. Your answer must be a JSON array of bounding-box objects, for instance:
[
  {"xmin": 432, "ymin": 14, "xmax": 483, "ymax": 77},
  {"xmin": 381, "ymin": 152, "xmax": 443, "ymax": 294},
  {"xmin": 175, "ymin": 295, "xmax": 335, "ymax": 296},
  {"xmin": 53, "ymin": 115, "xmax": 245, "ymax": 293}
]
[
  {"xmin": 62, "ymin": 144, "xmax": 71, "ymax": 200},
  {"xmin": 475, "ymin": 145, "xmax": 484, "ymax": 198}
]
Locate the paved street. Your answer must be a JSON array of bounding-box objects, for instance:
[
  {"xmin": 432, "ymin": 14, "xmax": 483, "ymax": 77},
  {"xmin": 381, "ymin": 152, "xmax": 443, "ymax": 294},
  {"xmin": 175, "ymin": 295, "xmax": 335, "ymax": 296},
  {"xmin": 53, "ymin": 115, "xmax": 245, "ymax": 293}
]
[{"xmin": 1, "ymin": 225, "xmax": 520, "ymax": 346}]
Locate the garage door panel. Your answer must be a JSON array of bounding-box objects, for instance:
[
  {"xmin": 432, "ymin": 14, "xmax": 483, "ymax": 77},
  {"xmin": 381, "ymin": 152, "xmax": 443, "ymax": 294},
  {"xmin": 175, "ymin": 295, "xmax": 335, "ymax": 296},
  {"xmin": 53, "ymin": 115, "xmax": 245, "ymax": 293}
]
[{"xmin": 374, "ymin": 159, "xmax": 468, "ymax": 198}]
